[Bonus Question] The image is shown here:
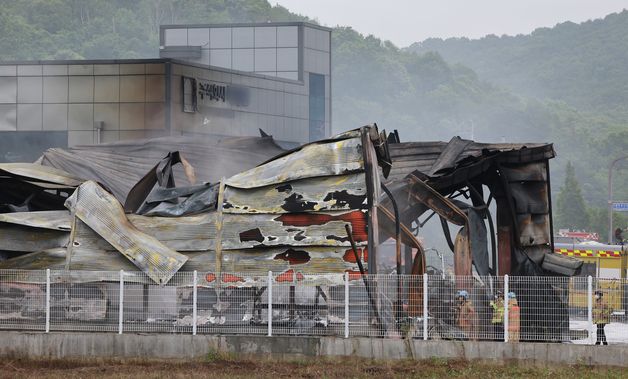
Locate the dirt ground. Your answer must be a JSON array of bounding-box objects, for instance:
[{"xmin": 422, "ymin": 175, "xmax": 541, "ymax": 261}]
[{"xmin": 0, "ymin": 355, "xmax": 626, "ymax": 379}]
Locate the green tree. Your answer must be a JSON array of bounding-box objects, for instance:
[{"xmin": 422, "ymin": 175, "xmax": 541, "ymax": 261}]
[{"xmin": 555, "ymin": 162, "xmax": 590, "ymax": 230}]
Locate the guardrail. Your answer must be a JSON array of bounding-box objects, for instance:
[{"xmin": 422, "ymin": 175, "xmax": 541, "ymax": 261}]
[{"xmin": 0, "ymin": 270, "xmax": 626, "ymax": 344}]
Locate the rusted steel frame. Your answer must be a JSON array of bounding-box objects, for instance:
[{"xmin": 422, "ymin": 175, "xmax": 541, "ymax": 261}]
[
  {"xmin": 214, "ymin": 179, "xmax": 226, "ymax": 278},
  {"xmin": 345, "ymin": 224, "xmax": 383, "ymax": 332},
  {"xmin": 380, "ymin": 182, "xmax": 402, "ymax": 321},
  {"xmin": 377, "ymin": 205, "xmax": 422, "ymax": 250},
  {"xmin": 544, "ymin": 160, "xmax": 555, "ymax": 252},
  {"xmin": 406, "ymin": 174, "xmax": 472, "ymax": 275},
  {"xmin": 380, "ymin": 183, "xmax": 401, "ymax": 275},
  {"xmin": 364, "ymin": 133, "xmax": 379, "ymax": 271},
  {"xmin": 410, "ymin": 242, "xmax": 426, "ymax": 275},
  {"xmin": 406, "ymin": 174, "xmax": 467, "ymax": 226},
  {"xmin": 361, "ymin": 127, "xmax": 379, "ymax": 274},
  {"xmin": 407, "ymin": 241, "xmax": 426, "ymax": 316},
  {"xmin": 417, "ymin": 187, "xmax": 469, "ymax": 228}
]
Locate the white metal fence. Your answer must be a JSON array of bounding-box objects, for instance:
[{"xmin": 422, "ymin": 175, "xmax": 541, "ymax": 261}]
[{"xmin": 0, "ymin": 270, "xmax": 626, "ymax": 344}]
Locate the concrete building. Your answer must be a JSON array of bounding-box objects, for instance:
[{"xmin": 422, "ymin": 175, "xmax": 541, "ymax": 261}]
[{"xmin": 0, "ymin": 22, "xmax": 331, "ymax": 162}]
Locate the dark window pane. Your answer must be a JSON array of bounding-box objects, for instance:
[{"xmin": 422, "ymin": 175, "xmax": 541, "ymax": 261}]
[{"xmin": 308, "ymin": 73, "xmax": 325, "ymax": 141}]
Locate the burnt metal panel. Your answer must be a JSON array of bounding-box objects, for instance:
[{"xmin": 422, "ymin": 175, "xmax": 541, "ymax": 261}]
[
  {"xmin": 500, "ymin": 164, "xmax": 547, "ymax": 182},
  {"xmin": 502, "ymin": 162, "xmax": 551, "ymax": 247},
  {"xmin": 221, "ymin": 246, "xmax": 364, "ymax": 273},
  {"xmin": 225, "ymin": 137, "xmax": 364, "ymax": 189},
  {"xmin": 428, "ymin": 136, "xmax": 473, "ymax": 176},
  {"xmin": 65, "ymin": 181, "xmax": 188, "ymax": 284},
  {"xmin": 223, "ymin": 173, "xmax": 367, "ymax": 214},
  {"xmin": 73, "ymin": 214, "xmax": 217, "ymax": 252},
  {"xmin": 0, "ymin": 210, "xmax": 71, "ymax": 231},
  {"xmin": 0, "ymin": 248, "xmax": 67, "ymax": 270},
  {"xmin": 0, "ymin": 163, "xmax": 82, "ymax": 188},
  {"xmin": 0, "ymin": 224, "xmax": 68, "ymax": 252},
  {"xmin": 516, "ymin": 213, "xmax": 550, "ymax": 246},
  {"xmin": 220, "ymin": 210, "xmax": 368, "ymax": 249},
  {"xmin": 510, "ymin": 182, "xmax": 549, "ymax": 215},
  {"xmin": 40, "ymin": 134, "xmax": 284, "ymax": 202}
]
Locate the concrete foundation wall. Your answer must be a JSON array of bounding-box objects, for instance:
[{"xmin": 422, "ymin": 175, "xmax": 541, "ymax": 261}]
[{"xmin": 1, "ymin": 332, "xmax": 627, "ymax": 367}]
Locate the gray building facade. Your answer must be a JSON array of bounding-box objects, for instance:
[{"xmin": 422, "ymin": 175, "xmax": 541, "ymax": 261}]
[{"xmin": 0, "ymin": 22, "xmax": 331, "ymax": 162}]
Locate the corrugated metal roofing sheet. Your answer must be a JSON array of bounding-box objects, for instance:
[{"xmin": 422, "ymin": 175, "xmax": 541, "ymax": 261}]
[{"xmin": 40, "ymin": 134, "xmax": 285, "ymax": 202}]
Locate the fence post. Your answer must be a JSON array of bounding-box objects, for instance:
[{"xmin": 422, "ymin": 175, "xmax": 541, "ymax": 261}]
[
  {"xmin": 118, "ymin": 269, "xmax": 124, "ymax": 335},
  {"xmin": 267, "ymin": 271, "xmax": 272, "ymax": 337},
  {"xmin": 423, "ymin": 273, "xmax": 428, "ymax": 341},
  {"xmin": 504, "ymin": 274, "xmax": 509, "ymax": 342},
  {"xmin": 587, "ymin": 275, "xmax": 593, "ymax": 344},
  {"xmin": 344, "ymin": 272, "xmax": 349, "ymax": 338},
  {"xmin": 45, "ymin": 269, "xmax": 50, "ymax": 333},
  {"xmin": 192, "ymin": 270, "xmax": 198, "ymax": 336}
]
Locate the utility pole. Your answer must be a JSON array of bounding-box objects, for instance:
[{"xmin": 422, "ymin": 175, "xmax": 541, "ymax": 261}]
[{"xmin": 608, "ymin": 155, "xmax": 628, "ymax": 243}]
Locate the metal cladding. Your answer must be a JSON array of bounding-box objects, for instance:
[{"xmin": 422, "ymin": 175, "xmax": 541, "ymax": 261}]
[
  {"xmin": 0, "ymin": 126, "xmax": 581, "ymax": 290},
  {"xmin": 0, "ymin": 127, "xmax": 388, "ymax": 285},
  {"xmin": 0, "ymin": 163, "xmax": 83, "ymax": 188},
  {"xmin": 40, "ymin": 134, "xmax": 285, "ymax": 203},
  {"xmin": 65, "ymin": 181, "xmax": 188, "ymax": 284},
  {"xmin": 218, "ymin": 128, "xmax": 378, "ymax": 278},
  {"xmin": 0, "ymin": 210, "xmax": 71, "ymax": 231},
  {"xmin": 225, "ymin": 136, "xmax": 365, "ymax": 189}
]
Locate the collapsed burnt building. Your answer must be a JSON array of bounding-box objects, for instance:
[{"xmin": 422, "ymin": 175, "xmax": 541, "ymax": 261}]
[{"xmin": 0, "ymin": 125, "xmax": 581, "ymax": 340}]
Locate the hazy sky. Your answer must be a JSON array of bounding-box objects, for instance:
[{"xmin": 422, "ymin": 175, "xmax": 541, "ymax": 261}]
[{"xmin": 273, "ymin": 0, "xmax": 628, "ymax": 47}]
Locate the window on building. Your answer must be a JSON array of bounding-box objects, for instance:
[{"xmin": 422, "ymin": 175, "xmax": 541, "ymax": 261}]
[{"xmin": 309, "ymin": 73, "xmax": 325, "ymax": 141}]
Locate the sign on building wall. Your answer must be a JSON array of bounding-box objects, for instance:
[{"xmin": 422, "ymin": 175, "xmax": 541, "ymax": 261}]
[{"xmin": 182, "ymin": 76, "xmax": 250, "ymax": 112}]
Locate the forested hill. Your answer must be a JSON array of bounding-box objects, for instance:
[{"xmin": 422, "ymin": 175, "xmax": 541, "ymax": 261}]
[
  {"xmin": 0, "ymin": 1, "xmax": 306, "ymax": 60},
  {"xmin": 0, "ymin": 0, "xmax": 625, "ymax": 235},
  {"xmin": 406, "ymin": 10, "xmax": 628, "ymax": 119}
]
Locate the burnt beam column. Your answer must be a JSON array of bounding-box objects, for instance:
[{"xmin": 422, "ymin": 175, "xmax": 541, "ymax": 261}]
[{"xmin": 495, "ymin": 194, "xmax": 513, "ymax": 275}]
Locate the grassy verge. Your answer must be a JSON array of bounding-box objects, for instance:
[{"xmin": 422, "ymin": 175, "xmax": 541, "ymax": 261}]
[{"xmin": 0, "ymin": 355, "xmax": 626, "ymax": 379}]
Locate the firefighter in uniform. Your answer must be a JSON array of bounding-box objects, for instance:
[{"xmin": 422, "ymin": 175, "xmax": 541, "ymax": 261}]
[
  {"xmin": 594, "ymin": 290, "xmax": 611, "ymax": 345},
  {"xmin": 507, "ymin": 292, "xmax": 520, "ymax": 342},
  {"xmin": 455, "ymin": 290, "xmax": 477, "ymax": 340},
  {"xmin": 490, "ymin": 291, "xmax": 504, "ymax": 340}
]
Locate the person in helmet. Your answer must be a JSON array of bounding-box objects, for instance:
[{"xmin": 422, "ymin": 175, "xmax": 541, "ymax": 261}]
[
  {"xmin": 593, "ymin": 290, "xmax": 611, "ymax": 345},
  {"xmin": 490, "ymin": 290, "xmax": 505, "ymax": 340},
  {"xmin": 454, "ymin": 290, "xmax": 477, "ymax": 340},
  {"xmin": 507, "ymin": 292, "xmax": 520, "ymax": 342}
]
